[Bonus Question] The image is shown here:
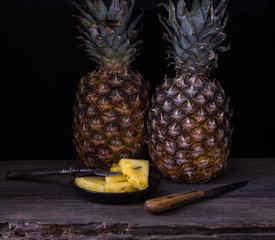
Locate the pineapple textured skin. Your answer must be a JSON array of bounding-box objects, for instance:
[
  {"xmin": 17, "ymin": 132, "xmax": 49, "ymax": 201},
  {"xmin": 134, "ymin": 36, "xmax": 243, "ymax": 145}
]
[
  {"xmin": 73, "ymin": 0, "xmax": 149, "ymax": 169},
  {"xmin": 74, "ymin": 70, "xmax": 149, "ymax": 169},
  {"xmin": 148, "ymin": 74, "xmax": 232, "ymax": 183},
  {"xmin": 147, "ymin": 0, "xmax": 232, "ymax": 183}
]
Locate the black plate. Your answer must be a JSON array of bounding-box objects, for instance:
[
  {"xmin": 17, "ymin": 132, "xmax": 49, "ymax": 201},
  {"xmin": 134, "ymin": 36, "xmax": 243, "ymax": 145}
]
[{"xmin": 72, "ymin": 175, "xmax": 160, "ymax": 204}]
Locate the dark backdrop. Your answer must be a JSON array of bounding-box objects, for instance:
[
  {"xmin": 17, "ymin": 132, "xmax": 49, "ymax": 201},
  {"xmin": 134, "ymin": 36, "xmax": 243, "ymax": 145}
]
[{"xmin": 1, "ymin": 0, "xmax": 275, "ymax": 160}]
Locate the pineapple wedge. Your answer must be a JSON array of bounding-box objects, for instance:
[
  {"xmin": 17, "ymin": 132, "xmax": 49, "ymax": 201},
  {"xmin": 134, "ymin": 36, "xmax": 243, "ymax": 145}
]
[
  {"xmin": 75, "ymin": 160, "xmax": 149, "ymax": 193},
  {"xmin": 105, "ymin": 174, "xmax": 127, "ymax": 183},
  {"xmin": 104, "ymin": 181, "xmax": 137, "ymax": 193},
  {"xmin": 119, "ymin": 159, "xmax": 149, "ymax": 190},
  {"xmin": 109, "ymin": 163, "xmax": 122, "ymax": 172},
  {"xmin": 106, "ymin": 162, "xmax": 126, "ymax": 182},
  {"xmin": 74, "ymin": 176, "xmax": 105, "ymax": 192}
]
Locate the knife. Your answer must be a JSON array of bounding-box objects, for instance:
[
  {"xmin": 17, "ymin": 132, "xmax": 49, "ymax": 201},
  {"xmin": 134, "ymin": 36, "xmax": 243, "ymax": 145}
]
[
  {"xmin": 6, "ymin": 167, "xmax": 121, "ymax": 180},
  {"xmin": 144, "ymin": 181, "xmax": 248, "ymax": 213}
]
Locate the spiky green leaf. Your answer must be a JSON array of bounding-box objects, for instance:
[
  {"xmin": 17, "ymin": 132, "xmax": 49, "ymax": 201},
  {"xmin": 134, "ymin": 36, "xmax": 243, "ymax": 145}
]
[
  {"xmin": 168, "ymin": 0, "xmax": 177, "ymax": 23},
  {"xmin": 73, "ymin": 1, "xmax": 96, "ymax": 24},
  {"xmin": 214, "ymin": 0, "xmax": 227, "ymax": 16},
  {"xmin": 190, "ymin": 0, "xmax": 205, "ymax": 35},
  {"xmin": 74, "ymin": 0, "xmax": 142, "ymax": 69},
  {"xmin": 128, "ymin": 11, "xmax": 143, "ymax": 31},
  {"xmin": 176, "ymin": 0, "xmax": 186, "ymax": 19},
  {"xmin": 93, "ymin": 0, "xmax": 108, "ymax": 20},
  {"xmin": 200, "ymin": 0, "xmax": 211, "ymax": 22},
  {"xmin": 108, "ymin": 0, "xmax": 124, "ymax": 19},
  {"xmin": 114, "ymin": 3, "xmax": 133, "ymax": 34},
  {"xmin": 181, "ymin": 7, "xmax": 197, "ymax": 43}
]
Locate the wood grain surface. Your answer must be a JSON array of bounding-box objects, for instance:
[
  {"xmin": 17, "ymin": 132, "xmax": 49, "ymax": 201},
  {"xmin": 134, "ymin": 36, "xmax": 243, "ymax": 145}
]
[{"xmin": 1, "ymin": 158, "xmax": 275, "ymax": 239}]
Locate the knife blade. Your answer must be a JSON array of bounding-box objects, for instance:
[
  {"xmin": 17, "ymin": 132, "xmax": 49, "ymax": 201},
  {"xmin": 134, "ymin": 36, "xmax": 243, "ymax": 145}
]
[
  {"xmin": 6, "ymin": 167, "xmax": 122, "ymax": 180},
  {"xmin": 144, "ymin": 181, "xmax": 248, "ymax": 213}
]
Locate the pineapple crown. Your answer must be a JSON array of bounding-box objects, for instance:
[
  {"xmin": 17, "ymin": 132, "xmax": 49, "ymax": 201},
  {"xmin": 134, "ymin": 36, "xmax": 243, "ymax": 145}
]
[
  {"xmin": 73, "ymin": 0, "xmax": 143, "ymax": 72},
  {"xmin": 159, "ymin": 0, "xmax": 229, "ymax": 75}
]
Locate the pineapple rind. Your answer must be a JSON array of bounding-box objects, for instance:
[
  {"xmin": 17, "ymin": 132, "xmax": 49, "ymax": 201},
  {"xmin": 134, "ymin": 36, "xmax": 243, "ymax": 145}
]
[
  {"xmin": 74, "ymin": 70, "xmax": 149, "ymax": 170},
  {"xmin": 147, "ymin": 0, "xmax": 232, "ymax": 183},
  {"xmin": 73, "ymin": 0, "xmax": 149, "ymax": 170}
]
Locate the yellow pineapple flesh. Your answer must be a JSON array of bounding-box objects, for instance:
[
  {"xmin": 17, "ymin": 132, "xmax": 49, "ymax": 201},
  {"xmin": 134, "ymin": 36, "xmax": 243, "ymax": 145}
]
[
  {"xmin": 74, "ymin": 176, "xmax": 105, "ymax": 192},
  {"xmin": 109, "ymin": 163, "xmax": 122, "ymax": 172},
  {"xmin": 106, "ymin": 162, "xmax": 127, "ymax": 182},
  {"xmin": 75, "ymin": 159, "xmax": 149, "ymax": 193},
  {"xmin": 105, "ymin": 174, "xmax": 127, "ymax": 183},
  {"xmin": 119, "ymin": 159, "xmax": 149, "ymax": 190},
  {"xmin": 104, "ymin": 182, "xmax": 137, "ymax": 193}
]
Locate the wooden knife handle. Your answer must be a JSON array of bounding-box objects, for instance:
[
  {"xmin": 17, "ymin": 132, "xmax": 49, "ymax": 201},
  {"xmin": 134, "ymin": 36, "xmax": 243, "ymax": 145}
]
[{"xmin": 144, "ymin": 190, "xmax": 206, "ymax": 213}]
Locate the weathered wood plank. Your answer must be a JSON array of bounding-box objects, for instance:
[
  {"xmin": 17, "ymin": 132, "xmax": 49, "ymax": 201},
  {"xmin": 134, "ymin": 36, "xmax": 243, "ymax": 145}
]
[
  {"xmin": 0, "ymin": 197, "xmax": 275, "ymax": 226},
  {"xmin": 0, "ymin": 158, "xmax": 275, "ymax": 239}
]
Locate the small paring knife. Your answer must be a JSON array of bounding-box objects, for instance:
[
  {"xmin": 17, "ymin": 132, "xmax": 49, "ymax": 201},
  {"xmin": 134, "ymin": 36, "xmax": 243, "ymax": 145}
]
[
  {"xmin": 144, "ymin": 181, "xmax": 248, "ymax": 214},
  {"xmin": 6, "ymin": 167, "xmax": 122, "ymax": 180}
]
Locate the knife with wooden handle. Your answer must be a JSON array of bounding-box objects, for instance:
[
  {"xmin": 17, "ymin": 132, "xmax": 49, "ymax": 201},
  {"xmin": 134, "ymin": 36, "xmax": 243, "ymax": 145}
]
[
  {"xmin": 6, "ymin": 167, "xmax": 121, "ymax": 179},
  {"xmin": 144, "ymin": 181, "xmax": 248, "ymax": 213}
]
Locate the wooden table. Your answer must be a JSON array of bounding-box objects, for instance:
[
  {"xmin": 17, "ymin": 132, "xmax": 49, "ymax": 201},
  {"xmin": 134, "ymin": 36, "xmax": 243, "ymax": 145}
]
[{"xmin": 1, "ymin": 158, "xmax": 275, "ymax": 239}]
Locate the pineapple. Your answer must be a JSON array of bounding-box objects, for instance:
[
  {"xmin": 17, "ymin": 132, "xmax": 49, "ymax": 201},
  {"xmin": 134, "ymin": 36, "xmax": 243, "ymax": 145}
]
[
  {"xmin": 104, "ymin": 181, "xmax": 137, "ymax": 193},
  {"xmin": 75, "ymin": 176, "xmax": 105, "ymax": 192},
  {"xmin": 75, "ymin": 176, "xmax": 136, "ymax": 192},
  {"xmin": 147, "ymin": 0, "xmax": 232, "ymax": 183},
  {"xmin": 75, "ymin": 159, "xmax": 149, "ymax": 192},
  {"xmin": 105, "ymin": 161, "xmax": 127, "ymax": 182},
  {"xmin": 119, "ymin": 159, "xmax": 149, "ymax": 190},
  {"xmin": 105, "ymin": 174, "xmax": 126, "ymax": 182},
  {"xmin": 109, "ymin": 163, "xmax": 122, "ymax": 172},
  {"xmin": 73, "ymin": 0, "xmax": 149, "ymax": 170}
]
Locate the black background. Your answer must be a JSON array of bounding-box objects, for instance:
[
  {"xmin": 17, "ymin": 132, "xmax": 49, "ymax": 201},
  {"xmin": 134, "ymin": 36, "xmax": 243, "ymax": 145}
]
[{"xmin": 1, "ymin": 0, "xmax": 275, "ymax": 160}]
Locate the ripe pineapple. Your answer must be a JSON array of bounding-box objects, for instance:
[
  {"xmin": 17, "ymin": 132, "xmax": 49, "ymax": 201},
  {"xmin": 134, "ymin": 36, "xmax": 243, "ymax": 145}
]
[
  {"xmin": 73, "ymin": 0, "xmax": 149, "ymax": 170},
  {"xmin": 147, "ymin": 0, "xmax": 232, "ymax": 183}
]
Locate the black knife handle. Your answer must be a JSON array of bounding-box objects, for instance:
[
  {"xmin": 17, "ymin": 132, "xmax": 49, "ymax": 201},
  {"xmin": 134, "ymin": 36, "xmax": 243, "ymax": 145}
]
[{"xmin": 6, "ymin": 168, "xmax": 65, "ymax": 180}]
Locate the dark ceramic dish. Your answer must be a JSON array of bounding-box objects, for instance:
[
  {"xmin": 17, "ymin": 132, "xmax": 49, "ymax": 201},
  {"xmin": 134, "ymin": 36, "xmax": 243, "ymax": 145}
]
[{"xmin": 72, "ymin": 175, "xmax": 160, "ymax": 204}]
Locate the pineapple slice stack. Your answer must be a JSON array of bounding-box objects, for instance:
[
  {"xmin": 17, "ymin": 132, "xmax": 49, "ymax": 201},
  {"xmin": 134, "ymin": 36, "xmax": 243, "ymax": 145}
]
[{"xmin": 74, "ymin": 159, "xmax": 149, "ymax": 193}]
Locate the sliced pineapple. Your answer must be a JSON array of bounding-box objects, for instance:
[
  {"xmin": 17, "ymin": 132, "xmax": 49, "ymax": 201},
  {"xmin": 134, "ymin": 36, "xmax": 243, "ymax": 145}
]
[
  {"xmin": 119, "ymin": 159, "xmax": 149, "ymax": 190},
  {"xmin": 74, "ymin": 176, "xmax": 105, "ymax": 192},
  {"xmin": 105, "ymin": 174, "xmax": 126, "ymax": 183},
  {"xmin": 75, "ymin": 159, "xmax": 150, "ymax": 193},
  {"xmin": 106, "ymin": 163, "xmax": 126, "ymax": 182},
  {"xmin": 104, "ymin": 181, "xmax": 138, "ymax": 193},
  {"xmin": 109, "ymin": 163, "xmax": 122, "ymax": 172}
]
